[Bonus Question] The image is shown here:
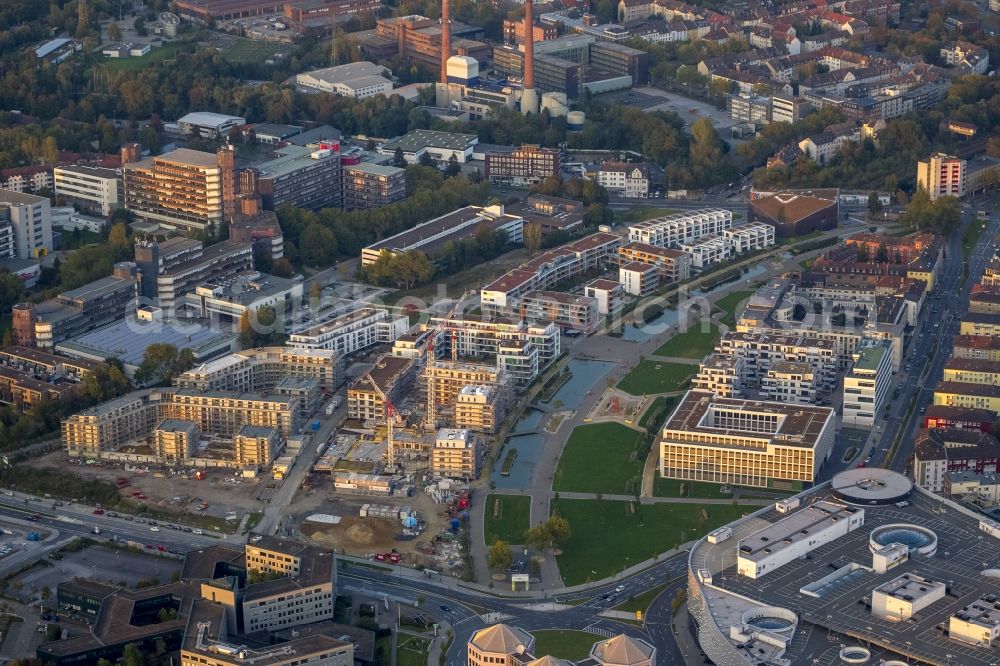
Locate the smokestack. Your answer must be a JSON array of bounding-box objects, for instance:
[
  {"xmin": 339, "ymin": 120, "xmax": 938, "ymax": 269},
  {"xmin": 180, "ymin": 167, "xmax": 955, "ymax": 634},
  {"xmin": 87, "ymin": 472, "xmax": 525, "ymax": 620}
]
[
  {"xmin": 440, "ymin": 0, "xmax": 451, "ymax": 84},
  {"xmin": 521, "ymin": 0, "xmax": 538, "ymax": 114}
]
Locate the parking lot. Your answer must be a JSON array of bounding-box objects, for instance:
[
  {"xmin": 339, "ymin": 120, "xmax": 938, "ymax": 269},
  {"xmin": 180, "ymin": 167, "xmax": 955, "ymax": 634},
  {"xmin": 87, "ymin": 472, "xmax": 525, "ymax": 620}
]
[
  {"xmin": 597, "ymin": 86, "xmax": 740, "ymax": 137},
  {"xmin": 8, "ymin": 543, "xmax": 182, "ymax": 605}
]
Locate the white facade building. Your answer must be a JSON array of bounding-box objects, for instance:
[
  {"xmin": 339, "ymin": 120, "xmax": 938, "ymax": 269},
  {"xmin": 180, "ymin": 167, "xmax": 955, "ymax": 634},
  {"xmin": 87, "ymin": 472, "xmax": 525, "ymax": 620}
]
[
  {"xmin": 0, "ymin": 189, "xmax": 53, "ymax": 259},
  {"xmin": 596, "ymin": 163, "xmax": 651, "ymax": 198},
  {"xmin": 53, "ymin": 165, "xmax": 121, "ymax": 216},
  {"xmin": 287, "ymin": 307, "xmax": 409, "ymax": 354},
  {"xmin": 628, "ymin": 208, "xmax": 733, "ymax": 248},
  {"xmin": 842, "ymin": 338, "xmax": 893, "ymax": 427}
]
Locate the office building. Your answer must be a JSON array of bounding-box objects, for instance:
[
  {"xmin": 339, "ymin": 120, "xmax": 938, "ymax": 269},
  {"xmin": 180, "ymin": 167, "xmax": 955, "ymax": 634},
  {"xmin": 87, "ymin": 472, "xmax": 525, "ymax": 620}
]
[
  {"xmin": 659, "ymin": 390, "xmax": 836, "ymax": 488},
  {"xmin": 181, "ymin": 271, "xmax": 302, "ymax": 321},
  {"xmin": 155, "ymin": 240, "xmax": 255, "ymax": 315},
  {"xmin": 123, "ymin": 147, "xmax": 236, "ymax": 234},
  {"xmin": 842, "ymin": 338, "xmax": 893, "ymax": 427},
  {"xmin": 0, "ymin": 189, "xmax": 53, "ymax": 259},
  {"xmin": 177, "ymin": 112, "xmax": 246, "ymax": 139},
  {"xmin": 917, "ymin": 153, "xmax": 966, "ymax": 200},
  {"xmin": 228, "ymin": 208, "xmax": 285, "ymax": 262},
  {"xmin": 362, "ymin": 205, "xmax": 523, "ymax": 267},
  {"xmin": 347, "ymin": 355, "xmax": 416, "ymax": 421},
  {"xmin": 52, "ymin": 165, "xmax": 121, "ymax": 216},
  {"xmin": 454, "ymin": 384, "xmax": 508, "ymax": 434},
  {"xmin": 25, "ymin": 270, "xmax": 138, "ymax": 349},
  {"xmin": 133, "ymin": 236, "xmax": 204, "ymax": 300},
  {"xmin": 949, "ymin": 596, "xmax": 1000, "ymax": 647},
  {"xmin": 507, "ymin": 195, "xmax": 585, "ymax": 236},
  {"xmin": 485, "ymin": 145, "xmax": 560, "ymax": 188},
  {"xmin": 589, "ymin": 41, "xmax": 649, "ymax": 85},
  {"xmin": 287, "ymin": 307, "xmax": 409, "ymax": 354},
  {"xmin": 627, "ymin": 208, "xmax": 732, "ymax": 247},
  {"xmin": 250, "ymin": 143, "xmax": 343, "ymax": 211},
  {"xmin": 175, "ymin": 347, "xmax": 339, "ymax": 393},
  {"xmin": 430, "ymin": 428, "xmax": 480, "ymax": 479},
  {"xmin": 342, "ymin": 163, "xmax": 407, "ymax": 210}
]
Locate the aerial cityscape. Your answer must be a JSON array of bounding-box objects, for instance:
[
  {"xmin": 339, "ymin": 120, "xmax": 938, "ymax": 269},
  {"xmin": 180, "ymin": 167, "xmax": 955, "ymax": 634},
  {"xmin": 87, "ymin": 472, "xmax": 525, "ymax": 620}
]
[{"xmin": 0, "ymin": 0, "xmax": 999, "ymax": 664}]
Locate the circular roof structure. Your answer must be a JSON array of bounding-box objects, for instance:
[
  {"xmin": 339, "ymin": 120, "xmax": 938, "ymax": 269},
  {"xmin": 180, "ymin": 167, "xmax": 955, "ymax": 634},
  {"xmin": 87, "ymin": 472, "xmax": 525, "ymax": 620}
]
[
  {"xmin": 870, "ymin": 524, "xmax": 938, "ymax": 556},
  {"xmin": 831, "ymin": 467, "xmax": 912, "ymax": 505}
]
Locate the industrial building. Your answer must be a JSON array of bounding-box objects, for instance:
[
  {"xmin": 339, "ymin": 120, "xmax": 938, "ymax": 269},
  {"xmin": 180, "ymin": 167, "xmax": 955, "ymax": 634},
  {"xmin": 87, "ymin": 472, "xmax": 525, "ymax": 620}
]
[
  {"xmin": 177, "ymin": 112, "xmax": 246, "ymax": 139},
  {"xmin": 295, "ymin": 61, "xmax": 393, "ymax": 98}
]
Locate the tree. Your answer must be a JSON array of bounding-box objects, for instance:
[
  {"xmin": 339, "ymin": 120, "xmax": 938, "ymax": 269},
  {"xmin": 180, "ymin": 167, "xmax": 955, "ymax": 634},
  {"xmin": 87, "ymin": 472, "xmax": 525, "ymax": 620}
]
[
  {"xmin": 689, "ymin": 117, "xmax": 725, "ymax": 186},
  {"xmin": 868, "ymin": 192, "xmax": 883, "ymax": 215},
  {"xmin": 270, "ymin": 257, "xmax": 294, "ymax": 278},
  {"xmin": 523, "ymin": 515, "xmax": 570, "ymax": 552},
  {"xmin": 445, "ymin": 154, "xmax": 461, "ymax": 178},
  {"xmin": 76, "ymin": 0, "xmax": 90, "ymax": 38},
  {"xmin": 310, "ymin": 281, "xmax": 322, "ymax": 300},
  {"xmin": 0, "ymin": 272, "xmax": 24, "ymax": 314},
  {"xmin": 107, "ymin": 21, "xmax": 122, "ymax": 42},
  {"xmin": 299, "ymin": 222, "xmax": 338, "ymax": 267},
  {"xmin": 487, "ymin": 540, "xmax": 513, "ymax": 572},
  {"xmin": 133, "ymin": 343, "xmax": 194, "ymax": 385},
  {"xmin": 2, "ymin": 329, "xmax": 11, "ymax": 348},
  {"xmin": 523, "ymin": 222, "xmax": 543, "ymax": 252},
  {"xmin": 122, "ymin": 644, "xmax": 143, "ymax": 666},
  {"xmin": 393, "ymin": 147, "xmax": 406, "ymax": 168},
  {"xmin": 106, "ymin": 223, "xmax": 131, "ymax": 261},
  {"xmin": 876, "ymin": 242, "xmax": 889, "ymax": 263},
  {"xmin": 418, "ymin": 151, "xmax": 435, "ymax": 167},
  {"xmin": 40, "ymin": 137, "xmax": 59, "ymax": 165}
]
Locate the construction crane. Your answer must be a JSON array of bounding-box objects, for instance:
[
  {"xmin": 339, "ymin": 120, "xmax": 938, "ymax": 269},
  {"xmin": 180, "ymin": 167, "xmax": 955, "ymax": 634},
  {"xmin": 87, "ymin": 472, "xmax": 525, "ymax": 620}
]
[
  {"xmin": 371, "ymin": 379, "xmax": 401, "ymax": 468},
  {"xmin": 424, "ymin": 336, "xmax": 437, "ymax": 432}
]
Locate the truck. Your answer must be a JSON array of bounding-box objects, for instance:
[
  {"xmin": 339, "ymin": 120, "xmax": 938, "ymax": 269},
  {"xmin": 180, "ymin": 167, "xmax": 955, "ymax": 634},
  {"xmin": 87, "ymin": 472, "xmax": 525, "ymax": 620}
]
[{"xmin": 324, "ymin": 396, "xmax": 342, "ymax": 415}]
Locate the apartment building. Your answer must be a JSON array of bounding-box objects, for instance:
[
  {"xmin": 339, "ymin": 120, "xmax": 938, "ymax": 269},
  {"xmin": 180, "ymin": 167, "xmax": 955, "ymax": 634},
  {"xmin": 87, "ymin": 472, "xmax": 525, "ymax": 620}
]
[
  {"xmin": 25, "ymin": 270, "xmax": 138, "ymax": 349},
  {"xmin": 627, "ymin": 208, "xmax": 733, "ymax": 248},
  {"xmin": 0, "ymin": 189, "xmax": 53, "ymax": 259},
  {"xmin": 454, "ymin": 384, "xmax": 508, "ymax": 434},
  {"xmin": 0, "ymin": 366, "xmax": 77, "ymax": 411},
  {"xmin": 342, "ymin": 163, "xmax": 407, "ymax": 211},
  {"xmin": 347, "ymin": 355, "xmax": 416, "ymax": 421},
  {"xmin": 761, "ymin": 361, "xmax": 819, "ymax": 404},
  {"xmin": 934, "ymin": 380, "xmax": 1000, "ymax": 412},
  {"xmin": 52, "ymin": 165, "xmax": 121, "ymax": 216},
  {"xmin": 842, "ymin": 338, "xmax": 893, "ymax": 427},
  {"xmin": 584, "ymin": 278, "xmax": 624, "ymax": 316},
  {"xmin": 723, "ymin": 222, "xmax": 776, "ymax": 253},
  {"xmin": 251, "ymin": 144, "xmax": 343, "ymax": 211},
  {"xmin": 923, "ymin": 404, "xmax": 996, "ymax": 433},
  {"xmin": 481, "ymin": 233, "xmax": 621, "ymax": 314},
  {"xmin": 692, "ymin": 353, "xmax": 745, "ymax": 397},
  {"xmin": 0, "ymin": 217, "xmax": 13, "ymax": 259},
  {"xmin": 618, "ymin": 242, "xmax": 691, "ymax": 283},
  {"xmin": 596, "ymin": 162, "xmax": 652, "ymax": 198},
  {"xmin": 62, "ymin": 388, "xmax": 300, "ymax": 459},
  {"xmin": 913, "ymin": 428, "xmax": 1000, "ymax": 492},
  {"xmin": 0, "ymin": 346, "xmax": 98, "ymax": 381},
  {"xmin": 175, "ymin": 347, "xmax": 339, "ymax": 392},
  {"xmin": 430, "ymin": 428, "xmax": 480, "ymax": 480},
  {"xmin": 679, "ymin": 234, "xmax": 731, "ymax": 270},
  {"xmin": 961, "ymin": 312, "xmax": 1000, "ymax": 337},
  {"xmin": 969, "ymin": 284, "xmax": 1000, "ymax": 314},
  {"xmin": 518, "ymin": 290, "xmax": 600, "ymax": 333},
  {"xmin": 659, "ymin": 390, "xmax": 836, "ymax": 488},
  {"xmin": 485, "ymin": 145, "xmax": 560, "ymax": 188},
  {"xmin": 123, "ymin": 147, "xmax": 236, "ymax": 234},
  {"xmin": 155, "ymin": 240, "xmax": 255, "ymax": 314},
  {"xmin": 619, "ymin": 261, "xmax": 659, "ymax": 296},
  {"xmin": 943, "ymin": 357, "xmax": 1000, "ymax": 386},
  {"xmin": 233, "ymin": 424, "xmax": 284, "ymax": 467},
  {"xmin": 425, "ymin": 361, "xmax": 502, "ymax": 408},
  {"xmin": 954, "ymin": 334, "xmax": 1000, "ymax": 361},
  {"xmin": 287, "ymin": 307, "xmax": 409, "ymax": 354},
  {"xmin": 917, "ymin": 153, "xmax": 966, "ymax": 201}
]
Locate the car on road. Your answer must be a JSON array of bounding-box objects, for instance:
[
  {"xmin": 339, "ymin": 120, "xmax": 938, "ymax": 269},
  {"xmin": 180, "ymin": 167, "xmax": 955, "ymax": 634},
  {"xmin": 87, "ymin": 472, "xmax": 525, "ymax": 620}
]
[
  {"xmin": 29, "ymin": 513, "xmax": 39, "ymax": 521},
  {"xmin": 615, "ymin": 585, "xmax": 625, "ymax": 593},
  {"xmin": 439, "ymin": 605, "xmax": 451, "ymax": 612},
  {"xmin": 193, "ymin": 528, "xmax": 204, "ymax": 535},
  {"xmin": 92, "ymin": 509, "xmax": 104, "ymax": 515},
  {"xmin": 150, "ymin": 526, "xmax": 160, "ymax": 532}
]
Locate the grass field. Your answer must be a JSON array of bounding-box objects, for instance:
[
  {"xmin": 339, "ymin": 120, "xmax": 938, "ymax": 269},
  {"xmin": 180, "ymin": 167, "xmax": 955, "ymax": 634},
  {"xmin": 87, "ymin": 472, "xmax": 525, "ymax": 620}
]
[
  {"xmin": 714, "ymin": 290, "xmax": 754, "ymax": 328},
  {"xmin": 396, "ymin": 636, "xmax": 430, "ymax": 666},
  {"xmin": 532, "ymin": 630, "xmax": 604, "ymax": 661},
  {"xmin": 221, "ymin": 37, "xmax": 292, "ymax": 63},
  {"xmin": 615, "ymin": 207, "xmax": 678, "ymax": 224},
  {"xmin": 484, "ymin": 494, "xmax": 531, "ymax": 545},
  {"xmin": 103, "ymin": 43, "xmax": 178, "ymax": 71},
  {"xmin": 613, "ymin": 583, "xmax": 669, "ymax": 614},
  {"xmin": 652, "ymin": 476, "xmax": 730, "ymax": 499},
  {"xmin": 616, "ymin": 360, "xmax": 696, "ymax": 396},
  {"xmin": 553, "ymin": 499, "xmax": 748, "ymax": 585},
  {"xmin": 553, "ymin": 423, "xmax": 644, "ymax": 495},
  {"xmin": 653, "ymin": 322, "xmax": 719, "ymax": 359},
  {"xmin": 638, "ymin": 395, "xmax": 677, "ymax": 431}
]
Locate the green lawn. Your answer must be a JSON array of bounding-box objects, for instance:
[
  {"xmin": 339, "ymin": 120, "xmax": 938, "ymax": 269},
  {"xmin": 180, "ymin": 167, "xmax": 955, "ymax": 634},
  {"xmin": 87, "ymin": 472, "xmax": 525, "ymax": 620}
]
[
  {"xmin": 103, "ymin": 43, "xmax": 178, "ymax": 71},
  {"xmin": 616, "ymin": 360, "xmax": 696, "ymax": 396},
  {"xmin": 653, "ymin": 322, "xmax": 720, "ymax": 359},
  {"xmin": 484, "ymin": 494, "xmax": 531, "ymax": 545},
  {"xmin": 613, "ymin": 583, "xmax": 669, "ymax": 615},
  {"xmin": 616, "ymin": 207, "xmax": 679, "ymax": 224},
  {"xmin": 714, "ymin": 290, "xmax": 754, "ymax": 328},
  {"xmin": 222, "ymin": 37, "xmax": 292, "ymax": 63},
  {"xmin": 963, "ymin": 219, "xmax": 988, "ymax": 263},
  {"xmin": 532, "ymin": 630, "xmax": 604, "ymax": 661},
  {"xmin": 553, "ymin": 423, "xmax": 644, "ymax": 495},
  {"xmin": 652, "ymin": 477, "xmax": 731, "ymax": 499},
  {"xmin": 638, "ymin": 395, "xmax": 677, "ymax": 431},
  {"xmin": 396, "ymin": 636, "xmax": 430, "ymax": 666},
  {"xmin": 553, "ymin": 499, "xmax": 748, "ymax": 585}
]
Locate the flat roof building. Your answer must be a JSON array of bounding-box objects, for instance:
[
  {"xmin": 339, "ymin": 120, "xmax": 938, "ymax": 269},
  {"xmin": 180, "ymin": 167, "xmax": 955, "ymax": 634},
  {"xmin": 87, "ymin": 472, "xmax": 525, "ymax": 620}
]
[
  {"xmin": 53, "ymin": 165, "xmax": 121, "ymax": 216},
  {"xmin": 177, "ymin": 112, "xmax": 246, "ymax": 139}
]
